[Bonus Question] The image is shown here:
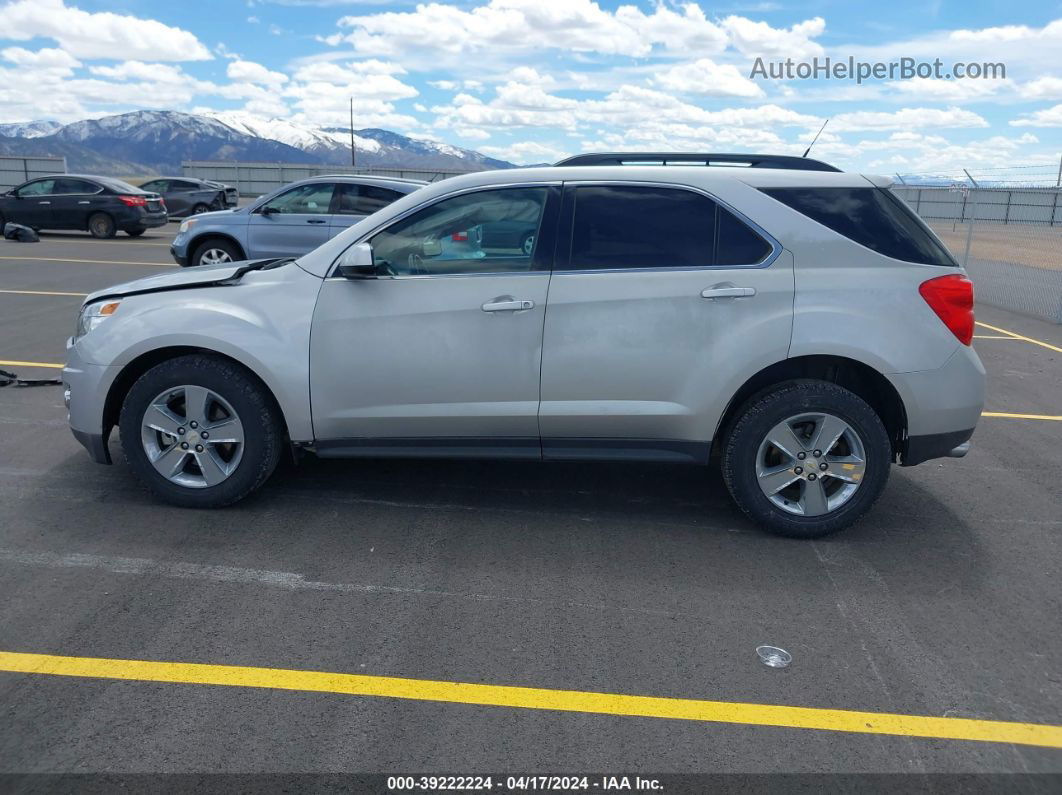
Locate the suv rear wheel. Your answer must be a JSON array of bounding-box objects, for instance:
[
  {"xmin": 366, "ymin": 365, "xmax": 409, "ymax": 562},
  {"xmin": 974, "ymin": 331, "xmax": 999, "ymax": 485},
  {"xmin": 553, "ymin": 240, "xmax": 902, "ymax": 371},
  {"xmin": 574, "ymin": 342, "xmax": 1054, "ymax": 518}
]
[
  {"xmin": 119, "ymin": 354, "xmax": 284, "ymax": 508},
  {"xmin": 722, "ymin": 380, "xmax": 891, "ymax": 538}
]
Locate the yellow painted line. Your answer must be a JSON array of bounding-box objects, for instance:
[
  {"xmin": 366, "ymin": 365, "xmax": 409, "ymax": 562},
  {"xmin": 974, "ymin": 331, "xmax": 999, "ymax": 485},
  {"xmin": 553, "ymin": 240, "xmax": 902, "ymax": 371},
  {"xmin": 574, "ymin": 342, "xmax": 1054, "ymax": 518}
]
[
  {"xmin": 975, "ymin": 322, "xmax": 1062, "ymax": 354},
  {"xmin": 0, "ymin": 289, "xmax": 87, "ymax": 297},
  {"xmin": 1, "ymin": 651, "xmax": 1061, "ymax": 749},
  {"xmin": 0, "ymin": 256, "xmax": 174, "ymax": 267},
  {"xmin": 0, "ymin": 359, "xmax": 64, "ymax": 369},
  {"xmin": 972, "ymin": 335, "xmax": 1020, "ymax": 340},
  {"xmin": 983, "ymin": 411, "xmax": 1062, "ymax": 421}
]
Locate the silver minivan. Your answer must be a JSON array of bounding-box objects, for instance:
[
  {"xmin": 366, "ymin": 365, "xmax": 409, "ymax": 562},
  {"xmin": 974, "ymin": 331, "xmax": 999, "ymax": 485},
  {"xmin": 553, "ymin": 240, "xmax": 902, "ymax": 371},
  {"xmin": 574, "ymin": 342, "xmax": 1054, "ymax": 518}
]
[{"xmin": 63, "ymin": 153, "xmax": 984, "ymax": 537}]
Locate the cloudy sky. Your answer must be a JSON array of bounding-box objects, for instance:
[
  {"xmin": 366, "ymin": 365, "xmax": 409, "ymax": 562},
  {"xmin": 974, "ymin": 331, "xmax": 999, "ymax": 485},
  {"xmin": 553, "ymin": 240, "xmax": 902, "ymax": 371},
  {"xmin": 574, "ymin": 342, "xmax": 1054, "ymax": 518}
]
[{"xmin": 1, "ymin": 0, "xmax": 1060, "ymax": 173}]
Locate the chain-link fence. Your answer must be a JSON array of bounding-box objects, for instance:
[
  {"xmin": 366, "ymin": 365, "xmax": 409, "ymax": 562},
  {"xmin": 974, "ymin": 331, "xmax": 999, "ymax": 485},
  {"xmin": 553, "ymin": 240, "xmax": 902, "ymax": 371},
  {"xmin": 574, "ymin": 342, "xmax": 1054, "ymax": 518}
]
[{"xmin": 893, "ymin": 184, "xmax": 1062, "ymax": 324}]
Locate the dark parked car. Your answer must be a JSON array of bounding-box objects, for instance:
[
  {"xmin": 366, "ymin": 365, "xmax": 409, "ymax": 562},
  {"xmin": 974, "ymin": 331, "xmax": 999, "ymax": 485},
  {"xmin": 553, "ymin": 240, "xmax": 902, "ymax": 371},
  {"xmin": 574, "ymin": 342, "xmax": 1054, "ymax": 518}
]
[
  {"xmin": 478, "ymin": 219, "xmax": 537, "ymax": 255},
  {"xmin": 138, "ymin": 177, "xmax": 239, "ymax": 217},
  {"xmin": 0, "ymin": 174, "xmax": 168, "ymax": 238}
]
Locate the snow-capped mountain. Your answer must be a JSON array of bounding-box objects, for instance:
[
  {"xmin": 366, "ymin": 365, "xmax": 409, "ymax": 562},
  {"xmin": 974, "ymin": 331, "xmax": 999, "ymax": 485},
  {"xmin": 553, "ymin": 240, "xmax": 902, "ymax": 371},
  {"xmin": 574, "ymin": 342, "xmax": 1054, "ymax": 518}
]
[
  {"xmin": 204, "ymin": 110, "xmax": 512, "ymax": 170},
  {"xmin": 0, "ymin": 120, "xmax": 63, "ymax": 138},
  {"xmin": 0, "ymin": 110, "xmax": 514, "ymax": 175}
]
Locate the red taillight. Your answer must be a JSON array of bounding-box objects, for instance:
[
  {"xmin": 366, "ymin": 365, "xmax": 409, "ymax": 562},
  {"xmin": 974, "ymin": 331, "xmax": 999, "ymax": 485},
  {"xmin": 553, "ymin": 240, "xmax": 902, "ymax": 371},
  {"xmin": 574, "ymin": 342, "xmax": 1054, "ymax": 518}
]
[
  {"xmin": 919, "ymin": 274, "xmax": 974, "ymax": 345},
  {"xmin": 117, "ymin": 195, "xmax": 147, "ymax": 207},
  {"xmin": 451, "ymin": 231, "xmax": 468, "ymax": 242}
]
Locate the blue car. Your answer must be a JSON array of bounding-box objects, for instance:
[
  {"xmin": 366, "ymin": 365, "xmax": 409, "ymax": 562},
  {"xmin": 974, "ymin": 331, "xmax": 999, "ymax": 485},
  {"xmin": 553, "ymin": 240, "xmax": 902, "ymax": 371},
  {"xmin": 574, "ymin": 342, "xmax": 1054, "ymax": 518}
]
[{"xmin": 170, "ymin": 175, "xmax": 426, "ymax": 267}]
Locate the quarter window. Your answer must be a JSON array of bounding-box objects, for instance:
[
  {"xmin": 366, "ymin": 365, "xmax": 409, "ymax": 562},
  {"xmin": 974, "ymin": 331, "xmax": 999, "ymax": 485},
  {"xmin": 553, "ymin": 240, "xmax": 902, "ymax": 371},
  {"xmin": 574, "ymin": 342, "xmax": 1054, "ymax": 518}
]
[
  {"xmin": 260, "ymin": 183, "xmax": 335, "ymax": 215},
  {"xmin": 566, "ymin": 185, "xmax": 771, "ymax": 270},
  {"xmin": 762, "ymin": 187, "xmax": 956, "ymax": 266},
  {"xmin": 369, "ymin": 187, "xmax": 548, "ymax": 276}
]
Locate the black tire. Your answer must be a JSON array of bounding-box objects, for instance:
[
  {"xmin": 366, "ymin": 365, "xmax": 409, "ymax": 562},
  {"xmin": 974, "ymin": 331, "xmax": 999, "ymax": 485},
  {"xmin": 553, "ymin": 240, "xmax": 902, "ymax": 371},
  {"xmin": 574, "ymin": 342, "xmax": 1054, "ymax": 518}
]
[
  {"xmin": 0, "ymin": 211, "xmax": 6, "ymax": 233},
  {"xmin": 721, "ymin": 380, "xmax": 891, "ymax": 539},
  {"xmin": 125, "ymin": 228, "xmax": 146, "ymax": 237},
  {"xmin": 88, "ymin": 212, "xmax": 116, "ymax": 239},
  {"xmin": 191, "ymin": 238, "xmax": 242, "ymax": 267},
  {"xmin": 191, "ymin": 203, "xmax": 210, "ymax": 215},
  {"xmin": 118, "ymin": 354, "xmax": 284, "ymax": 508}
]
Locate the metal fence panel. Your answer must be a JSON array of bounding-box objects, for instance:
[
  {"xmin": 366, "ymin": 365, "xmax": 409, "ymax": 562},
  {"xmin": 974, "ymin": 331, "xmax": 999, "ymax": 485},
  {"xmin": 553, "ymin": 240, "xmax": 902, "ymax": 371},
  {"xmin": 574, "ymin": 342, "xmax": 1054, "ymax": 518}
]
[
  {"xmin": 919, "ymin": 187, "xmax": 1062, "ymax": 323},
  {"xmin": 0, "ymin": 155, "xmax": 67, "ymax": 190},
  {"xmin": 181, "ymin": 161, "xmax": 474, "ymax": 196}
]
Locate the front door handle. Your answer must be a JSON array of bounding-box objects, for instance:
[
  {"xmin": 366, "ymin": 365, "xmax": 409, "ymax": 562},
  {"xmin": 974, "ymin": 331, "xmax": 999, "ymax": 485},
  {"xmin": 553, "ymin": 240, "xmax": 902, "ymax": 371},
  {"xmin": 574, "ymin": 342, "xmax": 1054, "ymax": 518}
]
[
  {"xmin": 482, "ymin": 298, "xmax": 534, "ymax": 312},
  {"xmin": 701, "ymin": 286, "xmax": 756, "ymax": 299},
  {"xmin": 78, "ymin": 200, "xmax": 91, "ymax": 205},
  {"xmin": 307, "ymin": 218, "xmax": 327, "ymax": 224},
  {"xmin": 38, "ymin": 201, "xmax": 50, "ymax": 205}
]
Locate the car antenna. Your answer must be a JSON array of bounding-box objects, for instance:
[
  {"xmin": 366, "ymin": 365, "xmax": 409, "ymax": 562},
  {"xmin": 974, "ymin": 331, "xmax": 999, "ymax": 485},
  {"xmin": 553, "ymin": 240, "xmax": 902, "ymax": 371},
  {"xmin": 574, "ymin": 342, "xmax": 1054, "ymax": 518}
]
[{"xmin": 802, "ymin": 119, "xmax": 829, "ymax": 158}]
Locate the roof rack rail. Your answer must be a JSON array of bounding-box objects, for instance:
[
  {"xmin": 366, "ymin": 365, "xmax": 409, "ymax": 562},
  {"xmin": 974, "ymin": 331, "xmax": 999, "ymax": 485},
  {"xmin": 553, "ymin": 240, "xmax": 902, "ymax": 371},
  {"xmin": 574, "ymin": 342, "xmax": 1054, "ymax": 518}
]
[{"xmin": 553, "ymin": 152, "xmax": 841, "ymax": 172}]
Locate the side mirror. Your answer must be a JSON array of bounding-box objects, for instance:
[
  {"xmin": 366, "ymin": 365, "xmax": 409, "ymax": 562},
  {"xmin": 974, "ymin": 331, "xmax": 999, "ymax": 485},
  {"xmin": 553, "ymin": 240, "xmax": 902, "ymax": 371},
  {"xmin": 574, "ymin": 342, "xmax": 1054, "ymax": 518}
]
[
  {"xmin": 260, "ymin": 205, "xmax": 278, "ymax": 216},
  {"xmin": 337, "ymin": 242, "xmax": 377, "ymax": 279}
]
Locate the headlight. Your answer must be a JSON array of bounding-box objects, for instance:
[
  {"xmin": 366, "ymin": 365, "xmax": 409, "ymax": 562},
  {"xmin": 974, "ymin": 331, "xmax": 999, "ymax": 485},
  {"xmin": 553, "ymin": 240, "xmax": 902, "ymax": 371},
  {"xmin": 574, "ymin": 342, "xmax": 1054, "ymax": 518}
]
[
  {"xmin": 178, "ymin": 218, "xmax": 198, "ymax": 234},
  {"xmin": 74, "ymin": 300, "xmax": 121, "ymax": 342}
]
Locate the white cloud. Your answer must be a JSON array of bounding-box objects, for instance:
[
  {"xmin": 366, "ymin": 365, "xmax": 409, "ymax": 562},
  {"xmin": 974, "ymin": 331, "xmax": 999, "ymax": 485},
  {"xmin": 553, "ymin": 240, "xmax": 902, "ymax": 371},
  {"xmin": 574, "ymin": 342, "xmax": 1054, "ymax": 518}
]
[
  {"xmin": 1017, "ymin": 77, "xmax": 1062, "ymax": 101},
  {"xmin": 336, "ymin": 0, "xmax": 727, "ymax": 63},
  {"xmin": 227, "ymin": 60, "xmax": 289, "ymax": 87},
  {"xmin": 887, "ymin": 77, "xmax": 1009, "ymax": 102},
  {"xmin": 830, "ymin": 107, "xmax": 989, "ymax": 132},
  {"xmin": 90, "ymin": 61, "xmax": 190, "ymax": 85},
  {"xmin": 480, "ymin": 140, "xmax": 567, "ymax": 164},
  {"xmin": 653, "ymin": 58, "xmax": 764, "ymax": 98},
  {"xmin": 0, "ymin": 0, "xmax": 211, "ymax": 61},
  {"xmin": 1010, "ymin": 104, "xmax": 1062, "ymax": 127},
  {"xmin": 1, "ymin": 46, "xmax": 80, "ymax": 70},
  {"xmin": 721, "ymin": 15, "xmax": 825, "ymax": 59}
]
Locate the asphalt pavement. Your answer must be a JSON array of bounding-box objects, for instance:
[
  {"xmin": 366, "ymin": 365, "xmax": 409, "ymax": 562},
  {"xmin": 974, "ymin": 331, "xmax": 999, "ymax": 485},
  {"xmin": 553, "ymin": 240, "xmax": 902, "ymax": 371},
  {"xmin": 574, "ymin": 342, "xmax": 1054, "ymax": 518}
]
[{"xmin": 0, "ymin": 227, "xmax": 1060, "ymax": 781}]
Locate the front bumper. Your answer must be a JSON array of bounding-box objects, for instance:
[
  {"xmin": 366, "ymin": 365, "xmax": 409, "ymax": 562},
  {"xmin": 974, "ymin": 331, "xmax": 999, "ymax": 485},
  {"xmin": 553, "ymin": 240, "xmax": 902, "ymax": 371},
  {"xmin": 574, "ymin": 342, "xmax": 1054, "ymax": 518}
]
[
  {"xmin": 169, "ymin": 245, "xmax": 189, "ymax": 266},
  {"xmin": 63, "ymin": 343, "xmax": 119, "ymax": 465}
]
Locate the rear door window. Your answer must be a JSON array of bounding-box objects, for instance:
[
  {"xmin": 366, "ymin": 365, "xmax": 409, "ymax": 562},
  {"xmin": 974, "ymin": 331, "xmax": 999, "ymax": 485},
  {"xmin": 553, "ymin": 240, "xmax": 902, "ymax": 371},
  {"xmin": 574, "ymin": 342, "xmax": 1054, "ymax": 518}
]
[
  {"xmin": 53, "ymin": 178, "xmax": 99, "ymax": 195},
  {"xmin": 564, "ymin": 185, "xmax": 772, "ymax": 270},
  {"xmin": 335, "ymin": 184, "xmax": 405, "ymax": 216},
  {"xmin": 762, "ymin": 187, "xmax": 956, "ymax": 266}
]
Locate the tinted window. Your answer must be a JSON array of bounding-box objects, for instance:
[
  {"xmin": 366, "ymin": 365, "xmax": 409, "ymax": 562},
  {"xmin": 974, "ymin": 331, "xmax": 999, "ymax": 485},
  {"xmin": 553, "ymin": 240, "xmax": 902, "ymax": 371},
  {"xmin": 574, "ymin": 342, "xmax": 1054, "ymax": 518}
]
[
  {"xmin": 261, "ymin": 183, "xmax": 335, "ymax": 215},
  {"xmin": 139, "ymin": 180, "xmax": 166, "ymax": 192},
  {"xmin": 762, "ymin": 187, "xmax": 956, "ymax": 266},
  {"xmin": 717, "ymin": 206, "xmax": 771, "ymax": 265},
  {"xmin": 335, "ymin": 183, "xmax": 405, "ymax": 216},
  {"xmin": 567, "ymin": 185, "xmax": 770, "ymax": 270},
  {"xmin": 169, "ymin": 180, "xmax": 197, "ymax": 192},
  {"xmin": 53, "ymin": 178, "xmax": 99, "ymax": 194},
  {"xmin": 370, "ymin": 187, "xmax": 547, "ymax": 276},
  {"xmin": 17, "ymin": 179, "xmax": 56, "ymax": 196}
]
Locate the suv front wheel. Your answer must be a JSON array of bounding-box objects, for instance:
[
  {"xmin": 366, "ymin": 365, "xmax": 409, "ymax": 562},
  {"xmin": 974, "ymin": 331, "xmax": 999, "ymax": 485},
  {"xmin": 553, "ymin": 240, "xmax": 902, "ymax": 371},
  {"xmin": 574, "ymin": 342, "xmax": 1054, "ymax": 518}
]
[
  {"xmin": 722, "ymin": 380, "xmax": 891, "ymax": 538},
  {"xmin": 119, "ymin": 354, "xmax": 284, "ymax": 508}
]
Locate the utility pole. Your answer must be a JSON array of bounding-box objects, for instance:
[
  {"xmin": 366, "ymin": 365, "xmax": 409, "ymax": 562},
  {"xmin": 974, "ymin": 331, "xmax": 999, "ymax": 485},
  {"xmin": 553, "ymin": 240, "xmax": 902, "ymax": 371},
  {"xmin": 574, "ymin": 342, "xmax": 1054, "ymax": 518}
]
[{"xmin": 349, "ymin": 97, "xmax": 356, "ymax": 168}]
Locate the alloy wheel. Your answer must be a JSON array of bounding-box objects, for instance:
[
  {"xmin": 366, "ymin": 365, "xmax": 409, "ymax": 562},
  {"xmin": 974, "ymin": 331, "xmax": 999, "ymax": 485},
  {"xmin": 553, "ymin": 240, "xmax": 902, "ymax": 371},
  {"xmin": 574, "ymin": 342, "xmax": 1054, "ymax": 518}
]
[
  {"xmin": 754, "ymin": 412, "xmax": 867, "ymax": 517},
  {"xmin": 140, "ymin": 385, "xmax": 245, "ymax": 489}
]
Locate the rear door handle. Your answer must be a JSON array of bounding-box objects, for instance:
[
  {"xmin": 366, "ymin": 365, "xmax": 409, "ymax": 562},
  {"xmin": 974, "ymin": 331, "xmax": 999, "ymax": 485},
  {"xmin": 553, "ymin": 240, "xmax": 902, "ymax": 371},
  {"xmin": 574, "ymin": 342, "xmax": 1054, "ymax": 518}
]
[
  {"xmin": 482, "ymin": 299, "xmax": 534, "ymax": 312},
  {"xmin": 38, "ymin": 201, "xmax": 50, "ymax": 205},
  {"xmin": 701, "ymin": 287, "xmax": 756, "ymax": 299},
  {"xmin": 78, "ymin": 201, "xmax": 90, "ymax": 205},
  {"xmin": 307, "ymin": 218, "xmax": 327, "ymax": 224}
]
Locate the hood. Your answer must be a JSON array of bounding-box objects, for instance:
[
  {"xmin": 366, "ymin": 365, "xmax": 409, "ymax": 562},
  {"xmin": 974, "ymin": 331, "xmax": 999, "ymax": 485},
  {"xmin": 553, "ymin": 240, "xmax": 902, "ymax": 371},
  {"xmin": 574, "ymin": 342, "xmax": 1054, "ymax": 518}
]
[{"xmin": 83, "ymin": 260, "xmax": 281, "ymax": 305}]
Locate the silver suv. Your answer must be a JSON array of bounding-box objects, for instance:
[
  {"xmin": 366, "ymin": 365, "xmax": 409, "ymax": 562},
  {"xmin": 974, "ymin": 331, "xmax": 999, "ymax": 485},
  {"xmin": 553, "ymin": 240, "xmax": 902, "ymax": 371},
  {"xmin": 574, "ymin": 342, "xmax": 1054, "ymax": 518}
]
[{"xmin": 63, "ymin": 153, "xmax": 984, "ymax": 537}]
